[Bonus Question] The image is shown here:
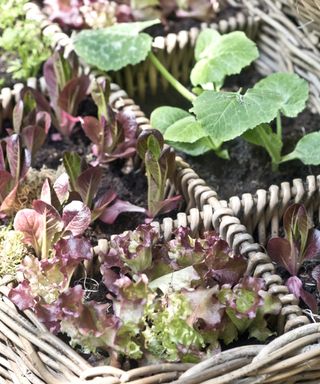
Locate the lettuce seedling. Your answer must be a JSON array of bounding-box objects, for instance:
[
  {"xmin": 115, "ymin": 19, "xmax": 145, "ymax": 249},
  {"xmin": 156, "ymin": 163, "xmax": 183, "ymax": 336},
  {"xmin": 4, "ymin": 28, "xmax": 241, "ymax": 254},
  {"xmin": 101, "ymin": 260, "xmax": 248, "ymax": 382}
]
[
  {"xmin": 267, "ymin": 204, "xmax": 320, "ymax": 312},
  {"xmin": 137, "ymin": 129, "xmax": 181, "ymax": 217},
  {"xmin": 0, "ymin": 135, "xmax": 31, "ymax": 217},
  {"xmin": 63, "ymin": 152, "xmax": 146, "ymax": 223},
  {"xmin": 8, "ymin": 97, "xmax": 51, "ymax": 160},
  {"xmin": 81, "ymin": 79, "xmax": 138, "ymax": 163},
  {"xmin": 43, "ymin": 53, "xmax": 90, "ymax": 137}
]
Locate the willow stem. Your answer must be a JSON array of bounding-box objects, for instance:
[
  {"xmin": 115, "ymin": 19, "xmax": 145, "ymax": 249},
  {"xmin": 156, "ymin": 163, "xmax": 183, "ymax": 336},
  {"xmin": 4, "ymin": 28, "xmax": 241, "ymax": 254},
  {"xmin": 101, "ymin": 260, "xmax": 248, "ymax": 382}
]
[{"xmin": 148, "ymin": 51, "xmax": 196, "ymax": 102}]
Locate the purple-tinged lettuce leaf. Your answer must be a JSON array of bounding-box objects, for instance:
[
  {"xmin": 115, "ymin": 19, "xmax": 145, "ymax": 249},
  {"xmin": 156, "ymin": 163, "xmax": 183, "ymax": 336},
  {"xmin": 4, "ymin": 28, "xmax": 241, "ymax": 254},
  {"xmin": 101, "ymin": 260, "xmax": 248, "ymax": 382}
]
[
  {"xmin": 57, "ymin": 286, "xmax": 120, "ymax": 353},
  {"xmin": 312, "ymin": 265, "xmax": 320, "ymax": 291},
  {"xmin": 22, "ymin": 125, "xmax": 47, "ymax": 159},
  {"xmin": 91, "ymin": 190, "xmax": 117, "ymax": 222},
  {"xmin": 13, "ymin": 208, "xmax": 43, "ymax": 256},
  {"xmin": 5, "ymin": 134, "xmax": 30, "ymax": 184},
  {"xmin": 81, "ymin": 116, "xmax": 101, "ymax": 145},
  {"xmin": 107, "ymin": 224, "xmax": 159, "ymax": 273},
  {"xmin": 33, "ymin": 200, "xmax": 63, "ymax": 257},
  {"xmin": 286, "ymin": 275, "xmax": 317, "ymax": 312},
  {"xmin": 304, "ymin": 229, "xmax": 320, "ymax": 260},
  {"xmin": 61, "ymin": 201, "xmax": 91, "ymax": 236},
  {"xmin": 53, "ymin": 172, "xmax": 70, "ymax": 204},
  {"xmin": 40, "ymin": 178, "xmax": 62, "ymax": 211},
  {"xmin": 8, "ymin": 280, "xmax": 36, "ymax": 311},
  {"xmin": 81, "ymin": 108, "xmax": 138, "ymax": 164},
  {"xmin": 0, "ymin": 171, "xmax": 13, "ymax": 201},
  {"xmin": 75, "ymin": 166, "xmax": 102, "ymax": 206},
  {"xmin": 58, "ymin": 75, "xmax": 90, "ymax": 116},
  {"xmin": 54, "ymin": 237, "xmax": 92, "ymax": 268},
  {"xmin": 99, "ymin": 199, "xmax": 146, "ymax": 225},
  {"xmin": 267, "ymin": 237, "xmax": 298, "ymax": 276}
]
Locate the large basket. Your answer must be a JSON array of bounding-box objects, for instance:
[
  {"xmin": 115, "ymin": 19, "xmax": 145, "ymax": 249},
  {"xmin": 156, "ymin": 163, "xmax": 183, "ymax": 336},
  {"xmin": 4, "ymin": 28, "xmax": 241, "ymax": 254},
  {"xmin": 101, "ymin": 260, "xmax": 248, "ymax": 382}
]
[{"xmin": 0, "ymin": 78, "xmax": 317, "ymax": 384}]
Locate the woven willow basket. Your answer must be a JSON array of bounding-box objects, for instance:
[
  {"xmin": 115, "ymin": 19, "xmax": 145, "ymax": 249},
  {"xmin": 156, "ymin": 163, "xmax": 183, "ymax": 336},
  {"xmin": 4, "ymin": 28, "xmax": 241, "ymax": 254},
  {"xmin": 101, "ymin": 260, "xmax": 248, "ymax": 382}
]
[
  {"xmin": 284, "ymin": 0, "xmax": 320, "ymax": 34},
  {"xmin": 0, "ymin": 79, "xmax": 318, "ymax": 383}
]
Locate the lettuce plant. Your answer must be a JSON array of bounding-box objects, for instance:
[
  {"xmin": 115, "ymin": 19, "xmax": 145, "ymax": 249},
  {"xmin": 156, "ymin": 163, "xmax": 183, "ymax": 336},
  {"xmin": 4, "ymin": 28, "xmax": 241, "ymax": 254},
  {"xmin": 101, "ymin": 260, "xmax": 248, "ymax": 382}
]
[
  {"xmin": 42, "ymin": 53, "xmax": 90, "ymax": 137},
  {"xmin": 0, "ymin": 135, "xmax": 31, "ymax": 217},
  {"xmin": 63, "ymin": 152, "xmax": 146, "ymax": 223},
  {"xmin": 74, "ymin": 25, "xmax": 320, "ymax": 169},
  {"xmin": 10, "ymin": 225, "xmax": 280, "ymax": 360},
  {"xmin": 0, "ymin": 0, "xmax": 52, "ymax": 80},
  {"xmin": 81, "ymin": 79, "xmax": 138, "ymax": 163},
  {"xmin": 267, "ymin": 204, "xmax": 320, "ymax": 312},
  {"xmin": 137, "ymin": 129, "xmax": 181, "ymax": 217}
]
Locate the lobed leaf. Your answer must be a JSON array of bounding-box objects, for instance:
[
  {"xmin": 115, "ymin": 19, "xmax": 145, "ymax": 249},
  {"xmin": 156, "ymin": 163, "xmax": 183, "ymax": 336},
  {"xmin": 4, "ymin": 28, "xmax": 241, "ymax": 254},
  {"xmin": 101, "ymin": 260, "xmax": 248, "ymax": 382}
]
[{"xmin": 191, "ymin": 31, "xmax": 259, "ymax": 87}]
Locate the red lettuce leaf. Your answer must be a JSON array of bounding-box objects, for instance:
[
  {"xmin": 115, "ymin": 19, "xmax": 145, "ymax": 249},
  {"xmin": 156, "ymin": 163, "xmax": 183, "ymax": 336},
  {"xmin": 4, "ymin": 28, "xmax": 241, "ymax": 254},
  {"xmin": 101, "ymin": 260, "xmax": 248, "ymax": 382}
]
[
  {"xmin": 286, "ymin": 276, "xmax": 317, "ymax": 312},
  {"xmin": 75, "ymin": 166, "xmax": 102, "ymax": 206},
  {"xmin": 13, "ymin": 208, "xmax": 43, "ymax": 256},
  {"xmin": 99, "ymin": 199, "xmax": 146, "ymax": 224},
  {"xmin": 267, "ymin": 237, "xmax": 298, "ymax": 276},
  {"xmin": 9, "ymin": 281, "xmax": 36, "ymax": 311},
  {"xmin": 61, "ymin": 201, "xmax": 91, "ymax": 236}
]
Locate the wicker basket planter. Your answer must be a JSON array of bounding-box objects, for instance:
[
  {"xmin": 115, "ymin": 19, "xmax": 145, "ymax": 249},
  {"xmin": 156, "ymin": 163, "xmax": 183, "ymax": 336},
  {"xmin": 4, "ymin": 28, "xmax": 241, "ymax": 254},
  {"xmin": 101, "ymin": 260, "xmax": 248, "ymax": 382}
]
[{"xmin": 0, "ymin": 78, "xmax": 318, "ymax": 384}]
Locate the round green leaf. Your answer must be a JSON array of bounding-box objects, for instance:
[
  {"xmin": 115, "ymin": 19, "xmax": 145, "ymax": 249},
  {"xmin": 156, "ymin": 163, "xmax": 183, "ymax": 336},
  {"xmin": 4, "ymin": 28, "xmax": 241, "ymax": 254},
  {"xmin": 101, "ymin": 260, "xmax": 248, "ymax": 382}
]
[
  {"xmin": 164, "ymin": 116, "xmax": 207, "ymax": 143},
  {"xmin": 150, "ymin": 106, "xmax": 189, "ymax": 134},
  {"xmin": 192, "ymin": 88, "xmax": 283, "ymax": 143},
  {"xmin": 191, "ymin": 31, "xmax": 259, "ymax": 86},
  {"xmin": 254, "ymin": 73, "xmax": 309, "ymax": 118},
  {"xmin": 74, "ymin": 29, "xmax": 153, "ymax": 71},
  {"xmin": 282, "ymin": 132, "xmax": 320, "ymax": 165}
]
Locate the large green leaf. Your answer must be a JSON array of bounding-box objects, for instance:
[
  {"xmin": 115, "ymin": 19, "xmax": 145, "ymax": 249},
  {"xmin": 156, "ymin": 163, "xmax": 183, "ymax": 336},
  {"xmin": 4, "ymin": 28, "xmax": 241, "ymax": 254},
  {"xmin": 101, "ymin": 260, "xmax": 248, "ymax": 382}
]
[
  {"xmin": 254, "ymin": 73, "xmax": 309, "ymax": 117},
  {"xmin": 191, "ymin": 31, "xmax": 259, "ymax": 86},
  {"xmin": 281, "ymin": 132, "xmax": 320, "ymax": 165},
  {"xmin": 150, "ymin": 106, "xmax": 189, "ymax": 134},
  {"xmin": 192, "ymin": 87, "xmax": 283, "ymax": 143},
  {"xmin": 164, "ymin": 116, "xmax": 207, "ymax": 143},
  {"xmin": 74, "ymin": 20, "xmax": 159, "ymax": 72}
]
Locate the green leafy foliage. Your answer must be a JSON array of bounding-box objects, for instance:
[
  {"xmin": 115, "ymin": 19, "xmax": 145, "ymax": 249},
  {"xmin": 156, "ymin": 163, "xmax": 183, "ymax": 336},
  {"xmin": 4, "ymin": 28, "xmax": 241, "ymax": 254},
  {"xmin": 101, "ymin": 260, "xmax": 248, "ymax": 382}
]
[
  {"xmin": 191, "ymin": 30, "xmax": 259, "ymax": 88},
  {"xmin": 74, "ymin": 20, "xmax": 159, "ymax": 71},
  {"xmin": 0, "ymin": 0, "xmax": 52, "ymax": 80},
  {"xmin": 150, "ymin": 31, "xmax": 310, "ymax": 167}
]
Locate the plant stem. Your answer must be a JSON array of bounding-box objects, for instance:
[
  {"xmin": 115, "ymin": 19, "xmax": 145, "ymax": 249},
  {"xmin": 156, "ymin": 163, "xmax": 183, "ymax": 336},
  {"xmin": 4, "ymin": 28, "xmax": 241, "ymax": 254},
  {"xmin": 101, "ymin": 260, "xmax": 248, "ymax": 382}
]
[
  {"xmin": 148, "ymin": 52, "xmax": 196, "ymax": 103},
  {"xmin": 276, "ymin": 112, "xmax": 282, "ymax": 140}
]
